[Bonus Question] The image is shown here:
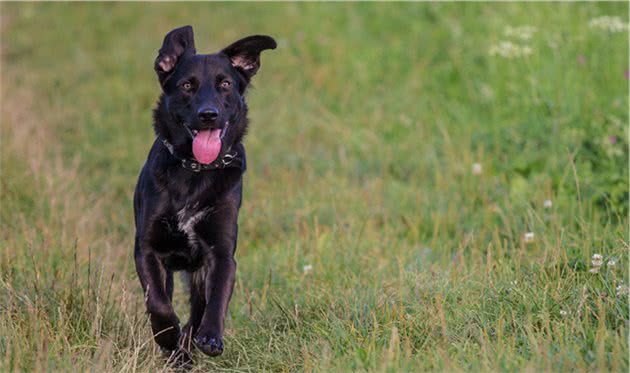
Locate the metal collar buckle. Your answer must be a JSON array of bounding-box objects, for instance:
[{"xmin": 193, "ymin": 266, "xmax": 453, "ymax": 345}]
[
  {"xmin": 221, "ymin": 153, "xmax": 235, "ymax": 166},
  {"xmin": 188, "ymin": 161, "xmax": 200, "ymax": 172}
]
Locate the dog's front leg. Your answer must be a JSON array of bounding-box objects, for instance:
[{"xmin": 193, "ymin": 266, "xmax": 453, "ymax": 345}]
[
  {"xmin": 134, "ymin": 244, "xmax": 181, "ymax": 351},
  {"xmin": 193, "ymin": 250, "xmax": 236, "ymax": 357}
]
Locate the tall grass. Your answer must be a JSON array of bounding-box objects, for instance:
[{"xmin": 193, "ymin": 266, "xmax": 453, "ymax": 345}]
[{"xmin": 1, "ymin": 2, "xmax": 628, "ymax": 372}]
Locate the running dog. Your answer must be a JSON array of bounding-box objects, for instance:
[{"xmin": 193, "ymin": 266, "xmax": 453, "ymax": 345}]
[{"xmin": 133, "ymin": 25, "xmax": 275, "ymax": 363}]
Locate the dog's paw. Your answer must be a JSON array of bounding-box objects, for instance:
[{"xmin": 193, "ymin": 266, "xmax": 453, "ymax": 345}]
[
  {"xmin": 162, "ymin": 347, "xmax": 194, "ymax": 370},
  {"xmin": 149, "ymin": 310, "xmax": 181, "ymax": 351},
  {"xmin": 193, "ymin": 334, "xmax": 224, "ymax": 357},
  {"xmin": 153, "ymin": 325, "xmax": 181, "ymax": 352}
]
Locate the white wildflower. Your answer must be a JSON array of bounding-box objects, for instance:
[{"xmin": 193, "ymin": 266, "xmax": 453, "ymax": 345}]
[
  {"xmin": 607, "ymin": 259, "xmax": 617, "ymax": 267},
  {"xmin": 472, "ymin": 163, "xmax": 482, "ymax": 175},
  {"xmin": 504, "ymin": 25, "xmax": 537, "ymax": 40},
  {"xmin": 590, "ymin": 254, "xmax": 604, "ymax": 273},
  {"xmin": 591, "ymin": 254, "xmax": 604, "ymax": 267},
  {"xmin": 524, "ymin": 232, "xmax": 535, "ymax": 244},
  {"xmin": 560, "ymin": 310, "xmax": 568, "ymax": 317},
  {"xmin": 543, "ymin": 199, "xmax": 553, "ymax": 208},
  {"xmin": 303, "ymin": 264, "xmax": 313, "ymax": 274},
  {"xmin": 589, "ymin": 16, "xmax": 629, "ymax": 33},
  {"xmin": 617, "ymin": 284, "xmax": 629, "ymax": 297},
  {"xmin": 480, "ymin": 84, "xmax": 494, "ymax": 101},
  {"xmin": 489, "ymin": 41, "xmax": 533, "ymax": 58}
]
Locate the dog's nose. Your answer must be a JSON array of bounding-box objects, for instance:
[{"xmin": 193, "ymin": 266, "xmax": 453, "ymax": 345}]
[{"xmin": 198, "ymin": 108, "xmax": 219, "ymax": 123}]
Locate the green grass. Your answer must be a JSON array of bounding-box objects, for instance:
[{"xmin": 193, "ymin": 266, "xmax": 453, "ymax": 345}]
[{"xmin": 1, "ymin": 2, "xmax": 628, "ymax": 372}]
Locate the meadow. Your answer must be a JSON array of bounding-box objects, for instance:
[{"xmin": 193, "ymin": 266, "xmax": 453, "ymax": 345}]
[{"xmin": 1, "ymin": 2, "xmax": 628, "ymax": 372}]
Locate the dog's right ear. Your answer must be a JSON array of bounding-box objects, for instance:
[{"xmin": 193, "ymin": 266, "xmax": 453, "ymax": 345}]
[{"xmin": 154, "ymin": 26, "xmax": 196, "ymax": 86}]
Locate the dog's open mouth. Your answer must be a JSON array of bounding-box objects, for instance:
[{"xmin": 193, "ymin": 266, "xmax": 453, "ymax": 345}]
[{"xmin": 192, "ymin": 128, "xmax": 222, "ymax": 164}]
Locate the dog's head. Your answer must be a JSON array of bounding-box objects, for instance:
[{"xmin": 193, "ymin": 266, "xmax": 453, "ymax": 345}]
[{"xmin": 153, "ymin": 25, "xmax": 276, "ymax": 165}]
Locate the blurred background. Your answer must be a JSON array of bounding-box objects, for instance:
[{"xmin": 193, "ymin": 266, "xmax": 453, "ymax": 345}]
[{"xmin": 1, "ymin": 3, "xmax": 628, "ymax": 372}]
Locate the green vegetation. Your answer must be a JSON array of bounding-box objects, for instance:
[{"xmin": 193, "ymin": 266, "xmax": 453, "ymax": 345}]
[{"xmin": 1, "ymin": 3, "xmax": 628, "ymax": 372}]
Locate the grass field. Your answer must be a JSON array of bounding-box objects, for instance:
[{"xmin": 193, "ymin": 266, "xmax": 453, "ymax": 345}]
[{"xmin": 1, "ymin": 3, "xmax": 628, "ymax": 372}]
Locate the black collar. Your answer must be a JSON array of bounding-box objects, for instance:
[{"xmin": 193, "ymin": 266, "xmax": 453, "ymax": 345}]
[{"xmin": 161, "ymin": 138, "xmax": 244, "ymax": 172}]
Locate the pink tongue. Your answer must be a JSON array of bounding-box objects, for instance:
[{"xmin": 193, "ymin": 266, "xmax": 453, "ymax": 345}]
[{"xmin": 192, "ymin": 129, "xmax": 222, "ymax": 164}]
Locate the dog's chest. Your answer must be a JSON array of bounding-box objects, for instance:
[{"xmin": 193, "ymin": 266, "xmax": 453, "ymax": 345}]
[
  {"xmin": 153, "ymin": 204, "xmax": 212, "ymax": 270},
  {"xmin": 176, "ymin": 204, "xmax": 212, "ymax": 246}
]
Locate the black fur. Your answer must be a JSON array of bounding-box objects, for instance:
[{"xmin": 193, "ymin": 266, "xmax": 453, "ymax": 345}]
[{"xmin": 133, "ymin": 25, "xmax": 275, "ymax": 364}]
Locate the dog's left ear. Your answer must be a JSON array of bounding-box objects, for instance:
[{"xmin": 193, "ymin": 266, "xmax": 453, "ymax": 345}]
[
  {"xmin": 155, "ymin": 25, "xmax": 196, "ymax": 86},
  {"xmin": 221, "ymin": 35, "xmax": 276, "ymax": 81}
]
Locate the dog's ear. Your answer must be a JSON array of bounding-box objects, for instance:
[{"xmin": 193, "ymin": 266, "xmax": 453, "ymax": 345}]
[
  {"xmin": 221, "ymin": 35, "xmax": 276, "ymax": 81},
  {"xmin": 155, "ymin": 26, "xmax": 196, "ymax": 85}
]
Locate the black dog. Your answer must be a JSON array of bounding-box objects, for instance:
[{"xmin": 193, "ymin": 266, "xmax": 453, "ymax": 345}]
[{"xmin": 133, "ymin": 25, "xmax": 275, "ymax": 362}]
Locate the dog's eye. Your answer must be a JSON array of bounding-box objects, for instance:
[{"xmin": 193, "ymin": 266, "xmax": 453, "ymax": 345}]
[
  {"xmin": 220, "ymin": 80, "xmax": 231, "ymax": 89},
  {"xmin": 181, "ymin": 82, "xmax": 193, "ymax": 91}
]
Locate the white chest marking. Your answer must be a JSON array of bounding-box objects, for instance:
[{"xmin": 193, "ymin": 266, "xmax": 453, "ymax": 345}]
[{"xmin": 177, "ymin": 207, "xmax": 210, "ymax": 247}]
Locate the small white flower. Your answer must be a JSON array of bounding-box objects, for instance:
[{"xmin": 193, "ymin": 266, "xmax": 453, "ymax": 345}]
[
  {"xmin": 504, "ymin": 25, "xmax": 537, "ymax": 40},
  {"xmin": 617, "ymin": 285, "xmax": 629, "ymax": 297},
  {"xmin": 524, "ymin": 232, "xmax": 535, "ymax": 244},
  {"xmin": 480, "ymin": 84, "xmax": 494, "ymax": 101},
  {"xmin": 543, "ymin": 199, "xmax": 553, "ymax": 208},
  {"xmin": 472, "ymin": 163, "xmax": 482, "ymax": 175},
  {"xmin": 489, "ymin": 41, "xmax": 533, "ymax": 58},
  {"xmin": 560, "ymin": 310, "xmax": 568, "ymax": 317},
  {"xmin": 607, "ymin": 259, "xmax": 617, "ymax": 267},
  {"xmin": 303, "ymin": 264, "xmax": 313, "ymax": 274},
  {"xmin": 590, "ymin": 254, "xmax": 604, "ymax": 274},
  {"xmin": 591, "ymin": 254, "xmax": 604, "ymax": 267},
  {"xmin": 589, "ymin": 16, "xmax": 629, "ymax": 33}
]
